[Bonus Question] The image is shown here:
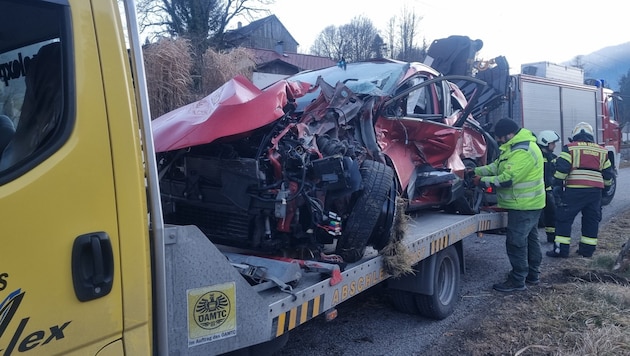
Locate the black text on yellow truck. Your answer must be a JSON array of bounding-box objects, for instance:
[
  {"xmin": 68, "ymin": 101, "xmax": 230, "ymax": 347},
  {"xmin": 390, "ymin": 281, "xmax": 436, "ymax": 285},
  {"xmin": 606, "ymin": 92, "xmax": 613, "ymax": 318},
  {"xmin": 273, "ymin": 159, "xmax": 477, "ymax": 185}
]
[{"xmin": 0, "ymin": 1, "xmax": 507, "ymax": 355}]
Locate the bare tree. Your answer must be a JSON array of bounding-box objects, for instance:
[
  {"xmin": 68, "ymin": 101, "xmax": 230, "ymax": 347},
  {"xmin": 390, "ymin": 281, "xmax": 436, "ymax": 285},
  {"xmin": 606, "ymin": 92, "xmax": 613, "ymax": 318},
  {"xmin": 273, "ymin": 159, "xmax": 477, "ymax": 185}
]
[
  {"xmin": 396, "ymin": 6, "xmax": 423, "ymax": 62},
  {"xmin": 136, "ymin": 0, "xmax": 273, "ymax": 94},
  {"xmin": 384, "ymin": 6, "xmax": 425, "ymax": 62},
  {"xmin": 342, "ymin": 16, "xmax": 380, "ymax": 62},
  {"xmin": 310, "ymin": 25, "xmax": 345, "ymax": 60},
  {"xmin": 571, "ymin": 55, "xmax": 585, "ymax": 69},
  {"xmin": 310, "ymin": 16, "xmax": 380, "ymax": 62},
  {"xmin": 384, "ymin": 17, "xmax": 396, "ymax": 59},
  {"xmin": 137, "ymin": 0, "xmax": 273, "ymax": 47},
  {"xmin": 137, "ymin": 0, "xmax": 222, "ymax": 46}
]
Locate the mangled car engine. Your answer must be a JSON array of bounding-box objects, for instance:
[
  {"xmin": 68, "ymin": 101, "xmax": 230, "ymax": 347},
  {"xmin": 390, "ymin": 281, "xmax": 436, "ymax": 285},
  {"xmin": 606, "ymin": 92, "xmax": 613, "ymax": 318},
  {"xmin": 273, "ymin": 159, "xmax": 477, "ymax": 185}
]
[{"xmin": 157, "ymin": 76, "xmax": 395, "ymax": 263}]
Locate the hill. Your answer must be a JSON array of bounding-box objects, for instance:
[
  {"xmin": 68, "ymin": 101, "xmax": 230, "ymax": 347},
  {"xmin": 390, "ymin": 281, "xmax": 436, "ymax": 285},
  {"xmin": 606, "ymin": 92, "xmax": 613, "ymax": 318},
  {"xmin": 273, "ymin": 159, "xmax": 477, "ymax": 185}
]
[{"xmin": 562, "ymin": 42, "xmax": 630, "ymax": 90}]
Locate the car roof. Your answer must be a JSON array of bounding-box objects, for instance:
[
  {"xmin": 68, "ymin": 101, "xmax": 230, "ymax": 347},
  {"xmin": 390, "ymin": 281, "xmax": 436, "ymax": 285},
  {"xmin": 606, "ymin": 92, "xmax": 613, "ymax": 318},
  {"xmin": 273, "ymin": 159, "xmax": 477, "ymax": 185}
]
[{"xmin": 288, "ymin": 59, "xmax": 442, "ymax": 112}]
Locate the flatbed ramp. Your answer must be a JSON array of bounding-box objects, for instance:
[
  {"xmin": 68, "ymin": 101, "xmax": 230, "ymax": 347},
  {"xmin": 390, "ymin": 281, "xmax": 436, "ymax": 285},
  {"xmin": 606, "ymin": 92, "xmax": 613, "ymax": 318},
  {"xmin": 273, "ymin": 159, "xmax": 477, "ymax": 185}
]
[{"xmin": 162, "ymin": 211, "xmax": 506, "ymax": 354}]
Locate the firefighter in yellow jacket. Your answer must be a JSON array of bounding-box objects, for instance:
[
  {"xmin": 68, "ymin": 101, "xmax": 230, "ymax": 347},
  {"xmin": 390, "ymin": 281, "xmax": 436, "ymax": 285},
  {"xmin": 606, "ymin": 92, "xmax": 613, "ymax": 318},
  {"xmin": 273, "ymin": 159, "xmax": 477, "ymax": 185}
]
[{"xmin": 546, "ymin": 122, "xmax": 613, "ymax": 258}]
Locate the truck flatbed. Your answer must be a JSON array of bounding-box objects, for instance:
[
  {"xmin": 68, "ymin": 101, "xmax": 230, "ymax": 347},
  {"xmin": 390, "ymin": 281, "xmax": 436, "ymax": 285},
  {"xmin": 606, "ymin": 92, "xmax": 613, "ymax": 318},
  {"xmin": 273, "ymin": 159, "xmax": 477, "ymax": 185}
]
[{"xmin": 162, "ymin": 210, "xmax": 506, "ymax": 354}]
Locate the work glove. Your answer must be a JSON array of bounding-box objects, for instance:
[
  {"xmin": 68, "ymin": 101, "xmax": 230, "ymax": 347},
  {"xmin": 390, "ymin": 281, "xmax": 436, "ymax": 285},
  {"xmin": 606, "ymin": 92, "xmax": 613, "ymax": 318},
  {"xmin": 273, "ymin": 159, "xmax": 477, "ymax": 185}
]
[
  {"xmin": 464, "ymin": 167, "xmax": 476, "ymax": 179},
  {"xmin": 472, "ymin": 175, "xmax": 485, "ymax": 188}
]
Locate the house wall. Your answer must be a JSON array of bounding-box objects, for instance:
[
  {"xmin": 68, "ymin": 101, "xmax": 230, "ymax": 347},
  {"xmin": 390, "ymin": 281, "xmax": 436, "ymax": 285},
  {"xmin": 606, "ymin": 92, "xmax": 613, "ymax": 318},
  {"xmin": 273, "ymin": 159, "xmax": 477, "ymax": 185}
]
[
  {"xmin": 237, "ymin": 21, "xmax": 298, "ymax": 52},
  {"xmin": 257, "ymin": 61, "xmax": 297, "ymax": 75}
]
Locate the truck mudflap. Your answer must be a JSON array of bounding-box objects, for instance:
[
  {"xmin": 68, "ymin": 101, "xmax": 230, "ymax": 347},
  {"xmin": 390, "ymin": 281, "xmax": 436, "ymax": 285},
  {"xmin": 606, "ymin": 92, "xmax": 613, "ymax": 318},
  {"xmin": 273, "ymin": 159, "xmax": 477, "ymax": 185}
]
[{"xmin": 163, "ymin": 211, "xmax": 506, "ymax": 354}]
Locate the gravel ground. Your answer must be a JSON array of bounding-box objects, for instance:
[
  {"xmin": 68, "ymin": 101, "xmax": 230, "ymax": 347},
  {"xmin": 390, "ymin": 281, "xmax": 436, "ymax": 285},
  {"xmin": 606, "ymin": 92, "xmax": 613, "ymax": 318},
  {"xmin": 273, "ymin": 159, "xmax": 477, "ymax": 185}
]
[{"xmin": 276, "ymin": 167, "xmax": 629, "ymax": 356}]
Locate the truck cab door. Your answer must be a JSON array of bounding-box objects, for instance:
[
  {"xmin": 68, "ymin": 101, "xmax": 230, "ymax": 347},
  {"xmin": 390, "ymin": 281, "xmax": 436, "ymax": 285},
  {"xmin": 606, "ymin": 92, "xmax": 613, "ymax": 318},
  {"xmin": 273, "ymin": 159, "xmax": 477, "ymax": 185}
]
[{"xmin": 0, "ymin": 1, "xmax": 124, "ymax": 354}]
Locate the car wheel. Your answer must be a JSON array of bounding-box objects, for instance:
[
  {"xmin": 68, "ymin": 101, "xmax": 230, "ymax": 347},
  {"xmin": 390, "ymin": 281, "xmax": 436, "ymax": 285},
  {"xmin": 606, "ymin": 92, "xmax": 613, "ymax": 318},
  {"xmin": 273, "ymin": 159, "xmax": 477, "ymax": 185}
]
[
  {"xmin": 451, "ymin": 185, "xmax": 483, "ymax": 215},
  {"xmin": 335, "ymin": 160, "xmax": 394, "ymax": 263},
  {"xmin": 601, "ymin": 170, "xmax": 616, "ymax": 206},
  {"xmin": 414, "ymin": 246, "xmax": 461, "ymax": 319},
  {"xmin": 368, "ymin": 177, "xmax": 399, "ymax": 251},
  {"xmin": 448, "ymin": 159, "xmax": 482, "ymax": 215}
]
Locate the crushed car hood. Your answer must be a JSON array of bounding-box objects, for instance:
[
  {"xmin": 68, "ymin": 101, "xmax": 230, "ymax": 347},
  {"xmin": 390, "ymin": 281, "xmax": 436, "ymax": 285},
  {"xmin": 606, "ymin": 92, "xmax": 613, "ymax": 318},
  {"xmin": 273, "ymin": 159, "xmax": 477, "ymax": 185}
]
[{"xmin": 152, "ymin": 75, "xmax": 312, "ymax": 152}]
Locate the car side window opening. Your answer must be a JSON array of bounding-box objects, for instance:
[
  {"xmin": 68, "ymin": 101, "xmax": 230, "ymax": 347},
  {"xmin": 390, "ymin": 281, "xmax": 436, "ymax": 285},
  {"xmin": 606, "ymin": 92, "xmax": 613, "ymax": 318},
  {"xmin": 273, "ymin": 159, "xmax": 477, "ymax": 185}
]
[
  {"xmin": 435, "ymin": 81, "xmax": 445, "ymax": 114},
  {"xmin": 406, "ymin": 85, "xmax": 429, "ymax": 115},
  {"xmin": 0, "ymin": 1, "xmax": 69, "ymax": 182},
  {"xmin": 444, "ymin": 82, "xmax": 462, "ymax": 118},
  {"xmin": 404, "ymin": 80, "xmax": 445, "ymax": 122}
]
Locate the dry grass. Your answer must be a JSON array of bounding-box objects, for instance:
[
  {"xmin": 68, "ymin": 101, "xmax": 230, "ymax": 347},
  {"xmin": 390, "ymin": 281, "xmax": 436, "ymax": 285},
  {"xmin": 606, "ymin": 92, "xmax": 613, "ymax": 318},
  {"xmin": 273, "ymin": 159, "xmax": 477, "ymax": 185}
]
[
  {"xmin": 452, "ymin": 210, "xmax": 630, "ymax": 356},
  {"xmin": 143, "ymin": 37, "xmax": 194, "ymax": 119},
  {"xmin": 200, "ymin": 47, "xmax": 256, "ymax": 95},
  {"xmin": 382, "ymin": 197, "xmax": 415, "ymax": 277},
  {"xmin": 143, "ymin": 40, "xmax": 256, "ymax": 119}
]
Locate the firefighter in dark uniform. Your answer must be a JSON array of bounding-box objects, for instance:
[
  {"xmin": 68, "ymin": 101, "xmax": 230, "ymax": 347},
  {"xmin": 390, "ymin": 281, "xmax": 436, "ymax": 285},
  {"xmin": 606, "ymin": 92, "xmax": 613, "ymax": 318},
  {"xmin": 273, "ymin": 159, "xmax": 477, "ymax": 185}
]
[
  {"xmin": 546, "ymin": 122, "xmax": 613, "ymax": 258},
  {"xmin": 536, "ymin": 130, "xmax": 560, "ymax": 243}
]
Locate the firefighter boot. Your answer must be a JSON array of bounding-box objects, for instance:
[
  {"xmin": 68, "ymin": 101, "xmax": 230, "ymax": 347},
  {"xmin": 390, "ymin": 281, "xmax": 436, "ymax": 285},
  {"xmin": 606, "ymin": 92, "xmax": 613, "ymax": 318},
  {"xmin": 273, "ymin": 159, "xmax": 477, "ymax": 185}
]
[
  {"xmin": 577, "ymin": 242, "xmax": 595, "ymax": 258},
  {"xmin": 546, "ymin": 243, "xmax": 569, "ymax": 258},
  {"xmin": 546, "ymin": 233, "xmax": 555, "ymax": 244}
]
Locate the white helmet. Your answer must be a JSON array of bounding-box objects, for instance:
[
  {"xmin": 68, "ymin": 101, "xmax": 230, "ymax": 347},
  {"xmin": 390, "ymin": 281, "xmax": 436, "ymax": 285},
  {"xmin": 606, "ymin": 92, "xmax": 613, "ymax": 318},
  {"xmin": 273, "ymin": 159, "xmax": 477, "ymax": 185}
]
[
  {"xmin": 571, "ymin": 122, "xmax": 594, "ymax": 137},
  {"xmin": 537, "ymin": 130, "xmax": 560, "ymax": 146}
]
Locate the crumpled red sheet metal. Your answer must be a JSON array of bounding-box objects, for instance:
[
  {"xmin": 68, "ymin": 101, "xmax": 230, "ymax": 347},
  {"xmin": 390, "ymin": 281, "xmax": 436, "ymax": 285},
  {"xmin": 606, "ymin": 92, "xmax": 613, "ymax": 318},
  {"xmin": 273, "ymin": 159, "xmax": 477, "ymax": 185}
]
[{"xmin": 152, "ymin": 75, "xmax": 312, "ymax": 152}]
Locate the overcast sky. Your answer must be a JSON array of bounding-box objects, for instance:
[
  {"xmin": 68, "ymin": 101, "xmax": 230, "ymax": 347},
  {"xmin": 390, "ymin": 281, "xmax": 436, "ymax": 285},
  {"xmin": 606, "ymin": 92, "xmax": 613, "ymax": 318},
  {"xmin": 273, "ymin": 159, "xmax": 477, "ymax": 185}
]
[{"xmin": 262, "ymin": 0, "xmax": 629, "ymax": 74}]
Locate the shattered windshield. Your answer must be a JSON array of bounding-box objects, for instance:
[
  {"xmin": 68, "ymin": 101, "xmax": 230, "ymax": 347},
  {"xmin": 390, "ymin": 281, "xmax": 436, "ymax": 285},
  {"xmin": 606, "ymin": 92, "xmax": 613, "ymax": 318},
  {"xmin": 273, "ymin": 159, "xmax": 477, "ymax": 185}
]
[{"xmin": 288, "ymin": 61, "xmax": 408, "ymax": 112}]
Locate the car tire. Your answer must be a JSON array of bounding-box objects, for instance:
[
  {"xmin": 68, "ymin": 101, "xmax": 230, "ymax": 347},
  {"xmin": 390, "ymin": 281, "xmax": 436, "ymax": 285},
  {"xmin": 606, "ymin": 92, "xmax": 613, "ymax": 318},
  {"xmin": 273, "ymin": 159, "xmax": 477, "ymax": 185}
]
[
  {"xmin": 414, "ymin": 246, "xmax": 461, "ymax": 320},
  {"xmin": 368, "ymin": 177, "xmax": 399, "ymax": 251},
  {"xmin": 335, "ymin": 160, "xmax": 394, "ymax": 263},
  {"xmin": 450, "ymin": 189, "xmax": 482, "ymax": 215},
  {"xmin": 448, "ymin": 159, "xmax": 482, "ymax": 215}
]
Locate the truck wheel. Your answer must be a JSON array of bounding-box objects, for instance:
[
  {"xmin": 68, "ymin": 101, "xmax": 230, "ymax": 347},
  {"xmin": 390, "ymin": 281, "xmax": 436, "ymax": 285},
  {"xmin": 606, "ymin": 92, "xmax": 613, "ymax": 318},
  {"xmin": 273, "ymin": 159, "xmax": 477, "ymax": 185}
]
[
  {"xmin": 336, "ymin": 160, "xmax": 394, "ymax": 263},
  {"xmin": 414, "ymin": 246, "xmax": 460, "ymax": 319},
  {"xmin": 601, "ymin": 170, "xmax": 616, "ymax": 206}
]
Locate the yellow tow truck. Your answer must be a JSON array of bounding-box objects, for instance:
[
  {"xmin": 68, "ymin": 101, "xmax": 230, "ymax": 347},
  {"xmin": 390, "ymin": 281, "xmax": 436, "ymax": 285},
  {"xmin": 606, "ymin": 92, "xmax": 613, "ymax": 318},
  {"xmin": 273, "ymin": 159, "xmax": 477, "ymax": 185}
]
[{"xmin": 0, "ymin": 0, "xmax": 506, "ymax": 355}]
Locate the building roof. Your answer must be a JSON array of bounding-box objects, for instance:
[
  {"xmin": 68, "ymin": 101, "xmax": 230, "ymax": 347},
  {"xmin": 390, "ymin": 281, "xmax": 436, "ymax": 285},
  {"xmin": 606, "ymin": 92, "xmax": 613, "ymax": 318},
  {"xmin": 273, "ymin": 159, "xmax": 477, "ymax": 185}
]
[
  {"xmin": 249, "ymin": 47, "xmax": 336, "ymax": 72},
  {"xmin": 225, "ymin": 15, "xmax": 299, "ymax": 46}
]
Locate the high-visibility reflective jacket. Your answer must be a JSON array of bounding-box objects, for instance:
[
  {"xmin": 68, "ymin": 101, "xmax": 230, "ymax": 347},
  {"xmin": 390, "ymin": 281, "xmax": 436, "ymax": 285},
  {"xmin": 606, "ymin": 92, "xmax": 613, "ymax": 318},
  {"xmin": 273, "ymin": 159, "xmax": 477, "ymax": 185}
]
[
  {"xmin": 474, "ymin": 128, "xmax": 545, "ymax": 210},
  {"xmin": 554, "ymin": 138, "xmax": 613, "ymax": 189}
]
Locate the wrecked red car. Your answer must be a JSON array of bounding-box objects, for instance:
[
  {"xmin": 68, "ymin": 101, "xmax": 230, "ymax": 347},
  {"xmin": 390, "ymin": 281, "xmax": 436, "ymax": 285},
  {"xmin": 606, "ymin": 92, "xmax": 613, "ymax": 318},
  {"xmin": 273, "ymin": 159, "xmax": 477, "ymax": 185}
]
[{"xmin": 154, "ymin": 58, "xmax": 496, "ymax": 263}]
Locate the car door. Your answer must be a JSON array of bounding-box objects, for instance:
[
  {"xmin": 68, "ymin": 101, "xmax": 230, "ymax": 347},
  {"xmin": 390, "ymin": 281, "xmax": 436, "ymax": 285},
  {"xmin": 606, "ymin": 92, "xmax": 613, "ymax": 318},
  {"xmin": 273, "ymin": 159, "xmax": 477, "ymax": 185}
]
[{"xmin": 0, "ymin": 1, "xmax": 123, "ymax": 354}]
